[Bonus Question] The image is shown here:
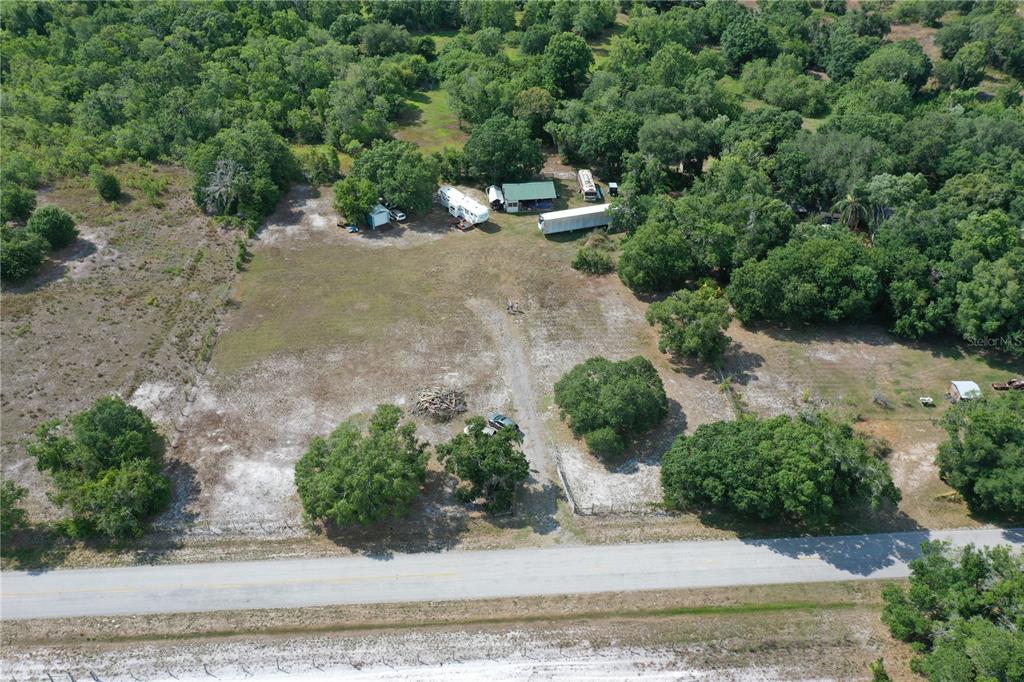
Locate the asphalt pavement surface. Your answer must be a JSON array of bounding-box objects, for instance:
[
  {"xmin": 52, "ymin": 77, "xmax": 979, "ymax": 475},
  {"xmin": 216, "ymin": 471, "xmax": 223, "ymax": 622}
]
[{"xmin": 3, "ymin": 527, "xmax": 1020, "ymax": 620}]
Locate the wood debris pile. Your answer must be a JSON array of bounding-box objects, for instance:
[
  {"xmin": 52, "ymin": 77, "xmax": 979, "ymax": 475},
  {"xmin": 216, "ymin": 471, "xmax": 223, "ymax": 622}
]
[{"xmin": 414, "ymin": 386, "xmax": 467, "ymax": 421}]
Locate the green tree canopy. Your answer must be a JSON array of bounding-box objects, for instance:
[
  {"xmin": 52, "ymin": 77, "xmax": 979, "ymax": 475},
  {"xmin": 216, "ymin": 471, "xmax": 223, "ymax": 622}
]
[
  {"xmin": 881, "ymin": 541, "xmax": 1024, "ymax": 681},
  {"xmin": 294, "ymin": 405, "xmax": 428, "ymax": 527},
  {"xmin": 436, "ymin": 417, "xmax": 529, "ymax": 514},
  {"xmin": 727, "ymin": 226, "xmax": 881, "ymax": 325},
  {"xmin": 937, "ymin": 393, "xmax": 1024, "ymax": 514},
  {"xmin": 661, "ymin": 412, "xmax": 900, "ymax": 526},
  {"xmin": 553, "ymin": 356, "xmax": 668, "ymax": 459},
  {"xmin": 352, "ymin": 140, "xmax": 438, "ymax": 214},
  {"xmin": 721, "ymin": 13, "xmax": 777, "ymax": 71},
  {"xmin": 954, "ymin": 254, "xmax": 1024, "ymax": 357},
  {"xmin": 543, "ymin": 32, "xmax": 593, "ymax": 97},
  {"xmin": 27, "ymin": 396, "xmax": 169, "ymax": 539},
  {"xmin": 332, "ymin": 176, "xmax": 378, "ymax": 226},
  {"xmin": 646, "ymin": 283, "xmax": 732, "ymax": 363},
  {"xmin": 463, "ymin": 114, "xmax": 545, "ymax": 185},
  {"xmin": 0, "ymin": 183, "xmax": 36, "ymax": 224},
  {"xmin": 187, "ymin": 121, "xmax": 300, "ymax": 221}
]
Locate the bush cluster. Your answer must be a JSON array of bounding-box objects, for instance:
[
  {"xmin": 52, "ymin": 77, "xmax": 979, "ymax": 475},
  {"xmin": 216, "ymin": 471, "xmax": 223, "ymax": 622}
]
[
  {"xmin": 553, "ymin": 356, "xmax": 668, "ymax": 458},
  {"xmin": 27, "ymin": 397, "xmax": 170, "ymax": 540}
]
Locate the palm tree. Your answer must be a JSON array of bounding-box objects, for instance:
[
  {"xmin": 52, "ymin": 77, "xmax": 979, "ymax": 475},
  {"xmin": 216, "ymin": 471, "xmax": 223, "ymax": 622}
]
[{"xmin": 832, "ymin": 193, "xmax": 869, "ymax": 232}]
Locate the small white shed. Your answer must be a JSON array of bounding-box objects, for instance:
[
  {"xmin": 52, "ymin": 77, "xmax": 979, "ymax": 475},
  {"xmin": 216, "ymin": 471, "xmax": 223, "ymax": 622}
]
[
  {"xmin": 949, "ymin": 380, "xmax": 982, "ymax": 402},
  {"xmin": 486, "ymin": 185, "xmax": 504, "ymax": 209}
]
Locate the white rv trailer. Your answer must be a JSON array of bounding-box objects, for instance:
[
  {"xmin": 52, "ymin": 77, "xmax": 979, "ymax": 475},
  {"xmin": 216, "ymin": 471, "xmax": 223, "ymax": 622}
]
[
  {"xmin": 538, "ymin": 203, "xmax": 610, "ymax": 235},
  {"xmin": 577, "ymin": 169, "xmax": 599, "ymax": 202},
  {"xmin": 436, "ymin": 186, "xmax": 490, "ymax": 224}
]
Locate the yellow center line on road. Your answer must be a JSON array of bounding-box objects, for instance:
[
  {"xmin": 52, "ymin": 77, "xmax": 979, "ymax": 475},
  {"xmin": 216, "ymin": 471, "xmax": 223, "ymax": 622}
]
[{"xmin": 2, "ymin": 570, "xmax": 461, "ymax": 598}]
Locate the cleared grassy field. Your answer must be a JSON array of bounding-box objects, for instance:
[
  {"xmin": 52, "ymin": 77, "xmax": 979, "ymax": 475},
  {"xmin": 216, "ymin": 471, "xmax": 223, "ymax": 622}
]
[{"xmin": 394, "ymin": 89, "xmax": 468, "ymax": 153}]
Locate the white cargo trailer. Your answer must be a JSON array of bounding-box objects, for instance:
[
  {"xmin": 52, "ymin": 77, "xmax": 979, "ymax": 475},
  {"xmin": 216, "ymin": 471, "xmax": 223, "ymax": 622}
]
[
  {"xmin": 437, "ymin": 186, "xmax": 490, "ymax": 224},
  {"xmin": 537, "ymin": 204, "xmax": 610, "ymax": 235}
]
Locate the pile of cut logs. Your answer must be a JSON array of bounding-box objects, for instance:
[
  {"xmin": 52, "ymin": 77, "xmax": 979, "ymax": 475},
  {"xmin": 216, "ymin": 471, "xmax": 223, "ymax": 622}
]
[{"xmin": 414, "ymin": 386, "xmax": 467, "ymax": 421}]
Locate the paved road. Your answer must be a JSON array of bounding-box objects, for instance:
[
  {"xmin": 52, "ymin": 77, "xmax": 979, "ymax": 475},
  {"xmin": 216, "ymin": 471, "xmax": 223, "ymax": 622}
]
[{"xmin": 3, "ymin": 528, "xmax": 1020, "ymax": 620}]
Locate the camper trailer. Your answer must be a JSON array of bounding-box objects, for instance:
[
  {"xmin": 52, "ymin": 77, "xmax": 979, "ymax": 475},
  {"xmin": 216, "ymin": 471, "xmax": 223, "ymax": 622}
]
[
  {"xmin": 436, "ymin": 186, "xmax": 490, "ymax": 225},
  {"xmin": 577, "ymin": 169, "xmax": 599, "ymax": 202}
]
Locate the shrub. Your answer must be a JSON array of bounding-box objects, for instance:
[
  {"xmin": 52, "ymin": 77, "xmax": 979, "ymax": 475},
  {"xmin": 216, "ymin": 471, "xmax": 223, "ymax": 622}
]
[
  {"xmin": 90, "ymin": 165, "xmax": 121, "ymax": 201},
  {"xmin": 295, "ymin": 405, "xmax": 428, "ymax": 527},
  {"xmin": 572, "ymin": 247, "xmax": 614, "ymax": 274},
  {"xmin": 0, "ymin": 479, "xmax": 29, "ymax": 536},
  {"xmin": 661, "ymin": 412, "xmax": 900, "ymax": 526},
  {"xmin": 0, "ymin": 183, "xmax": 36, "ymax": 224},
  {"xmin": 553, "ymin": 356, "xmax": 668, "ymax": 459},
  {"xmin": 27, "ymin": 396, "xmax": 169, "ymax": 540},
  {"xmin": 0, "ymin": 227, "xmax": 48, "ymax": 282},
  {"xmin": 26, "ymin": 205, "xmax": 78, "ymax": 249}
]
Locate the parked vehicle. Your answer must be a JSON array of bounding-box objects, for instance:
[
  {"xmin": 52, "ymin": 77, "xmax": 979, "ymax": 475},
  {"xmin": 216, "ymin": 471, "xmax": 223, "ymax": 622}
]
[
  {"xmin": 464, "ymin": 413, "xmax": 523, "ymax": 439},
  {"xmin": 577, "ymin": 169, "xmax": 599, "ymax": 202},
  {"xmin": 389, "ymin": 209, "xmax": 406, "ymax": 222}
]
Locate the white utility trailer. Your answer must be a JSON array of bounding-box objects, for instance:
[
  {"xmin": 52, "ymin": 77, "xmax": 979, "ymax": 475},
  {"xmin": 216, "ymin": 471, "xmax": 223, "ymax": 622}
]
[{"xmin": 537, "ymin": 204, "xmax": 610, "ymax": 235}]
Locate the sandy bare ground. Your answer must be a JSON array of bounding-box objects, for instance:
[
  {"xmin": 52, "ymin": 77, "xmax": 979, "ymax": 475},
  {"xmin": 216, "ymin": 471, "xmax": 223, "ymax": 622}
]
[
  {"xmin": 0, "ymin": 167, "xmax": 236, "ymax": 520},
  {"xmin": 3, "ymin": 614, "xmax": 885, "ymax": 682},
  {"xmin": 161, "ymin": 183, "xmax": 730, "ymax": 543}
]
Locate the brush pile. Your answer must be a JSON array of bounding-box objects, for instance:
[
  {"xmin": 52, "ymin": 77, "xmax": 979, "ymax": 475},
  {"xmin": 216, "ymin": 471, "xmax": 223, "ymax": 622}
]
[{"xmin": 414, "ymin": 386, "xmax": 467, "ymax": 421}]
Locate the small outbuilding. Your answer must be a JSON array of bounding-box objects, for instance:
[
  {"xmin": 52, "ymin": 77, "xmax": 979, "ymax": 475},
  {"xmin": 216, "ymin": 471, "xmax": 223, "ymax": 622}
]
[
  {"xmin": 949, "ymin": 380, "xmax": 982, "ymax": 402},
  {"xmin": 367, "ymin": 204, "xmax": 391, "ymax": 229},
  {"xmin": 486, "ymin": 185, "xmax": 505, "ymax": 210},
  {"xmin": 501, "ymin": 181, "xmax": 557, "ymax": 213}
]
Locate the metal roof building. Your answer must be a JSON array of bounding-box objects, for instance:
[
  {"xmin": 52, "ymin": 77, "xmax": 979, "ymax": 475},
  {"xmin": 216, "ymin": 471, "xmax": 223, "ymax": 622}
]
[{"xmin": 500, "ymin": 181, "xmax": 557, "ymax": 213}]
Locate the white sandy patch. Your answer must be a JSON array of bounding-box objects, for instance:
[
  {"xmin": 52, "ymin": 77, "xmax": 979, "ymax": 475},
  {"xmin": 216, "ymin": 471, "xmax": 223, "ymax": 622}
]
[
  {"xmin": 130, "ymin": 380, "xmax": 181, "ymax": 425},
  {"xmin": 4, "ymin": 627, "xmax": 830, "ymax": 682},
  {"xmin": 559, "ymin": 444, "xmax": 662, "ymax": 511}
]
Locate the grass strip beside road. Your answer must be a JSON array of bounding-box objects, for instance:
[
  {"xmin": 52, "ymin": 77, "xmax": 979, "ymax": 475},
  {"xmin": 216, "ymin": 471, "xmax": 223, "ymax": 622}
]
[{"xmin": 4, "ymin": 583, "xmax": 881, "ymax": 647}]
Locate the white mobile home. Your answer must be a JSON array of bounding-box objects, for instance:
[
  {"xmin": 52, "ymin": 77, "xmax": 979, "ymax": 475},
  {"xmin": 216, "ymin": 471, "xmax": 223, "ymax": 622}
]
[
  {"xmin": 437, "ymin": 186, "xmax": 490, "ymax": 225},
  {"xmin": 538, "ymin": 204, "xmax": 610, "ymax": 235}
]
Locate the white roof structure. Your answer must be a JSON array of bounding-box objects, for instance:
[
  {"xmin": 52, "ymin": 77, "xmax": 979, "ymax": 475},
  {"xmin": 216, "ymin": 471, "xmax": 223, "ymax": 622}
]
[
  {"xmin": 950, "ymin": 381, "xmax": 982, "ymax": 399},
  {"xmin": 540, "ymin": 204, "xmax": 609, "ymax": 221}
]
